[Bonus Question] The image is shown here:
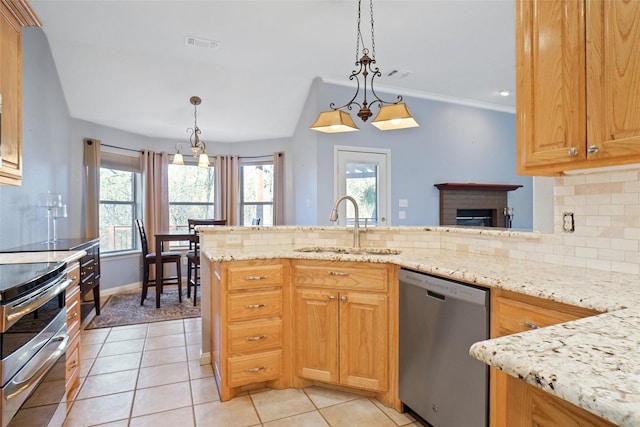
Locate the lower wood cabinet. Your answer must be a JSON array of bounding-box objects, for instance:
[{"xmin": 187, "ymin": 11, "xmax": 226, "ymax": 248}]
[
  {"xmin": 490, "ymin": 289, "xmax": 613, "ymax": 427},
  {"xmin": 65, "ymin": 263, "xmax": 81, "ymax": 403},
  {"xmin": 292, "ymin": 260, "xmax": 397, "ymax": 408}
]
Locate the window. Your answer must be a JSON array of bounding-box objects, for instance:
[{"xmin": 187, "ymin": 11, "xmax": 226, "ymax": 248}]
[
  {"xmin": 240, "ymin": 159, "xmax": 274, "ymax": 226},
  {"xmin": 168, "ymin": 164, "xmax": 215, "ymax": 230},
  {"xmin": 99, "ymin": 168, "xmax": 139, "ymax": 253}
]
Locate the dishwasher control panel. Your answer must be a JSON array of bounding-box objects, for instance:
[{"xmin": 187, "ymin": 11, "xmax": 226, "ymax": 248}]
[{"xmin": 398, "ymin": 268, "xmax": 487, "ymax": 305}]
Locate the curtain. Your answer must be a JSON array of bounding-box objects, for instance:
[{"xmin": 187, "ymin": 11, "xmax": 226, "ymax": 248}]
[
  {"xmin": 215, "ymin": 155, "xmax": 239, "ymax": 225},
  {"xmin": 273, "ymin": 152, "xmax": 285, "ymax": 225},
  {"xmin": 140, "ymin": 150, "xmax": 169, "ymax": 250},
  {"xmin": 83, "ymin": 138, "xmax": 101, "ymax": 239}
]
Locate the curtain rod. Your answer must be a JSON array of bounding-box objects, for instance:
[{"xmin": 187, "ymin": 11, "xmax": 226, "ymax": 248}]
[
  {"xmin": 100, "ymin": 143, "xmax": 142, "ymax": 153},
  {"xmin": 100, "ymin": 143, "xmax": 282, "ymax": 159}
]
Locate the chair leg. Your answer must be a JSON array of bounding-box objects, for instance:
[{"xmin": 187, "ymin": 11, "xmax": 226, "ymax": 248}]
[
  {"xmin": 141, "ymin": 261, "xmax": 149, "ymax": 306},
  {"xmin": 177, "ymin": 260, "xmax": 182, "ymax": 303},
  {"xmin": 187, "ymin": 259, "xmax": 192, "ymax": 298}
]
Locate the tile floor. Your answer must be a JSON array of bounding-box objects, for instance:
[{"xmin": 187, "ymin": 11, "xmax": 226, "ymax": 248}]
[{"xmin": 64, "ymin": 318, "xmax": 420, "ymax": 427}]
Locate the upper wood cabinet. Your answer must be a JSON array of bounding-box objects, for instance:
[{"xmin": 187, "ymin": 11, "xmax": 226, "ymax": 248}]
[
  {"xmin": 0, "ymin": 1, "xmax": 40, "ymax": 186},
  {"xmin": 516, "ymin": 0, "xmax": 640, "ymax": 175}
]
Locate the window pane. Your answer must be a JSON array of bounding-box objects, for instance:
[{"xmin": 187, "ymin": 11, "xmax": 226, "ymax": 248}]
[
  {"xmin": 242, "ymin": 165, "xmax": 273, "ymax": 202},
  {"xmin": 345, "ymin": 162, "xmax": 378, "ymax": 224},
  {"xmin": 242, "ymin": 204, "xmax": 273, "ymax": 226},
  {"xmin": 168, "ymin": 164, "xmax": 215, "ymax": 203},
  {"xmin": 100, "ymin": 169, "xmax": 133, "ymax": 201},
  {"xmin": 99, "ymin": 203, "xmax": 134, "ymax": 252},
  {"xmin": 169, "ymin": 204, "xmax": 216, "ymax": 230}
]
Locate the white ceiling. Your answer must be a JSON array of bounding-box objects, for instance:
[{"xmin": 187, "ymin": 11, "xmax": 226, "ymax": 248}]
[{"xmin": 29, "ymin": 0, "xmax": 516, "ymax": 143}]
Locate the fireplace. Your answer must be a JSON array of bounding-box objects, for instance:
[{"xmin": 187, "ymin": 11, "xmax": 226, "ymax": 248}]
[{"xmin": 434, "ymin": 183, "xmax": 522, "ymax": 228}]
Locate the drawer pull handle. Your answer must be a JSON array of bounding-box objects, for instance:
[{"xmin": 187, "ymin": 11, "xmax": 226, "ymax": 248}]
[
  {"xmin": 524, "ymin": 321, "xmax": 539, "ymax": 330},
  {"xmin": 68, "ymin": 312, "xmax": 79, "ymax": 319},
  {"xmin": 71, "ymin": 276, "xmax": 78, "ymax": 281},
  {"xmin": 328, "ymin": 271, "xmax": 349, "ymax": 276},
  {"xmin": 67, "ymin": 360, "xmax": 78, "ymax": 371},
  {"xmin": 244, "ymin": 366, "xmax": 267, "ymax": 373},
  {"xmin": 245, "ymin": 275, "xmax": 267, "ymax": 281},
  {"xmin": 245, "ymin": 335, "xmax": 267, "ymax": 341},
  {"xmin": 245, "ymin": 304, "xmax": 266, "ymax": 309}
]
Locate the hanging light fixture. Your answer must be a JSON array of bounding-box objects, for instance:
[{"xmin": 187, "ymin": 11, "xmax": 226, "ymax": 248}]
[
  {"xmin": 310, "ymin": 0, "xmax": 419, "ymax": 133},
  {"xmin": 173, "ymin": 96, "xmax": 210, "ymax": 167}
]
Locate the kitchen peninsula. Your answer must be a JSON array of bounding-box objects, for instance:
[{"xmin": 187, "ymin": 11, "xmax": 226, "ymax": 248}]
[{"xmin": 198, "ymin": 225, "xmax": 640, "ymax": 426}]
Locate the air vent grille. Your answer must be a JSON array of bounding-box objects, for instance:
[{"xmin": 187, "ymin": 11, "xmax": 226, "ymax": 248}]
[{"xmin": 185, "ymin": 36, "xmax": 220, "ymax": 50}]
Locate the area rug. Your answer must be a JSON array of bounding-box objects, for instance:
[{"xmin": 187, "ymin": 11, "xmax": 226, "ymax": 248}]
[{"xmin": 85, "ymin": 288, "xmax": 200, "ymax": 329}]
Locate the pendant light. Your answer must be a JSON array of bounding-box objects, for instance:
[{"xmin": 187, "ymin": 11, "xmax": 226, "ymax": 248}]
[
  {"xmin": 173, "ymin": 96, "xmax": 210, "ymax": 167},
  {"xmin": 310, "ymin": 0, "xmax": 419, "ymax": 133}
]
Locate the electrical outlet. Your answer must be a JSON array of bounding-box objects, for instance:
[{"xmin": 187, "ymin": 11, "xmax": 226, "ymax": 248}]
[
  {"xmin": 562, "ymin": 212, "xmax": 575, "ymax": 233},
  {"xmin": 225, "ymin": 234, "xmax": 242, "ymax": 244}
]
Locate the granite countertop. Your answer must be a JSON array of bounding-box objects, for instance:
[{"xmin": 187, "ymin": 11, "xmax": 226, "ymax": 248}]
[
  {"xmin": 202, "ymin": 244, "xmax": 640, "ymax": 425},
  {"xmin": 0, "ymin": 250, "xmax": 86, "ymax": 265}
]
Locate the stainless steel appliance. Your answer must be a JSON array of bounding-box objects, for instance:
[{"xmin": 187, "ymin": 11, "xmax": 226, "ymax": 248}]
[
  {"xmin": 0, "ymin": 262, "xmax": 70, "ymax": 427},
  {"xmin": 398, "ymin": 268, "xmax": 489, "ymax": 427}
]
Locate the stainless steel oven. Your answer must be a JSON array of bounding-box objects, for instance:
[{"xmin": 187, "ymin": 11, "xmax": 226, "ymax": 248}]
[{"xmin": 0, "ymin": 262, "xmax": 70, "ymax": 427}]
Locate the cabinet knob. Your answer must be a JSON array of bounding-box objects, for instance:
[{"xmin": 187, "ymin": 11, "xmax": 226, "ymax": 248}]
[
  {"xmin": 587, "ymin": 145, "xmax": 599, "ymax": 154},
  {"xmin": 568, "ymin": 147, "xmax": 578, "ymax": 157},
  {"xmin": 328, "ymin": 295, "xmax": 336, "ymax": 301},
  {"xmin": 340, "ymin": 296, "xmax": 347, "ymax": 302}
]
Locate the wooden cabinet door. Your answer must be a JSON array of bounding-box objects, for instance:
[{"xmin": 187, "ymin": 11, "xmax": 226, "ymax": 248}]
[
  {"xmin": 294, "ymin": 288, "xmax": 339, "ymax": 384},
  {"xmin": 339, "ymin": 291, "xmax": 388, "ymax": 392},
  {"xmin": 586, "ymin": 0, "xmax": 640, "ymax": 163},
  {"xmin": 516, "ymin": 0, "xmax": 586, "ymax": 174},
  {"xmin": 0, "ymin": 4, "xmax": 23, "ymax": 185}
]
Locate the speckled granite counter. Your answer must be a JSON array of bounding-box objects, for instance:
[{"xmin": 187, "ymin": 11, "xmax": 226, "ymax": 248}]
[
  {"xmin": 199, "ymin": 226, "xmax": 640, "ymax": 426},
  {"xmin": 0, "ymin": 250, "xmax": 86, "ymax": 265}
]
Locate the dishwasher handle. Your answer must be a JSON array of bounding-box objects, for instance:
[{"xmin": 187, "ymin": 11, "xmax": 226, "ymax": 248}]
[{"xmin": 426, "ymin": 290, "xmax": 445, "ymax": 301}]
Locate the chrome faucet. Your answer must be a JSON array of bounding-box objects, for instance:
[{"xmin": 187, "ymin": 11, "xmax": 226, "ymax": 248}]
[{"xmin": 329, "ymin": 195, "xmax": 363, "ymax": 249}]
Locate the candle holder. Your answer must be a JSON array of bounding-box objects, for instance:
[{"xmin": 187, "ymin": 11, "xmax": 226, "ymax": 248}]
[
  {"xmin": 38, "ymin": 192, "xmax": 62, "ymax": 243},
  {"xmin": 52, "ymin": 204, "xmax": 67, "ymax": 242},
  {"xmin": 503, "ymin": 207, "xmax": 515, "ymax": 229}
]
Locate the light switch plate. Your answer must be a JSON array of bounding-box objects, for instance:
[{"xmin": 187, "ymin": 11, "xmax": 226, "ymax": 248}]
[
  {"xmin": 399, "ymin": 199, "xmax": 408, "ymax": 208},
  {"xmin": 562, "ymin": 212, "xmax": 575, "ymax": 233}
]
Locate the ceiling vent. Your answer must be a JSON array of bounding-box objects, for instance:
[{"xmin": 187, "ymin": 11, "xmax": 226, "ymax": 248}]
[
  {"xmin": 386, "ymin": 69, "xmax": 412, "ymax": 79},
  {"xmin": 185, "ymin": 36, "xmax": 220, "ymax": 50}
]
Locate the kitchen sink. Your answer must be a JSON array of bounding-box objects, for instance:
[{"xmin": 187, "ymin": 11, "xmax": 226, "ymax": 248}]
[{"xmin": 294, "ymin": 246, "xmax": 402, "ymax": 255}]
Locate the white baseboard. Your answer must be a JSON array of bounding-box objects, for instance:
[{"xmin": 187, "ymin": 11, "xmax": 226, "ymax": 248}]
[
  {"xmin": 200, "ymin": 352, "xmax": 211, "ymax": 366},
  {"xmin": 101, "ymin": 282, "xmax": 141, "ymax": 297}
]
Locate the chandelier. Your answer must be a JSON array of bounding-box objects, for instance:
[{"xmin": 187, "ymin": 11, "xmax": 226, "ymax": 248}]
[
  {"xmin": 172, "ymin": 96, "xmax": 210, "ymax": 167},
  {"xmin": 310, "ymin": 0, "xmax": 419, "ymax": 133}
]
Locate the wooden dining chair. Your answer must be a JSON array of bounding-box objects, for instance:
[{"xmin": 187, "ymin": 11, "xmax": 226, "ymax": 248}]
[
  {"xmin": 186, "ymin": 219, "xmax": 227, "ymax": 305},
  {"xmin": 135, "ymin": 219, "xmax": 183, "ymax": 306}
]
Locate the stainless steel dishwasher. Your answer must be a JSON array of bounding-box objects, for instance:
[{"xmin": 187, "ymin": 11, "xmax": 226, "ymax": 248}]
[{"xmin": 398, "ymin": 268, "xmax": 489, "ymax": 427}]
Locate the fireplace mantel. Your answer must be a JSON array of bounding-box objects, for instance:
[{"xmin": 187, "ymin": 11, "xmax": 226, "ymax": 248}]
[{"xmin": 434, "ymin": 183, "xmax": 522, "ymax": 192}]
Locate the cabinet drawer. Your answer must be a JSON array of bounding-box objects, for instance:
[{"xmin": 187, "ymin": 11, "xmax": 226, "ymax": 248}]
[
  {"xmin": 494, "ymin": 296, "xmax": 585, "ymax": 336},
  {"xmin": 294, "ymin": 263, "xmax": 387, "ymax": 291},
  {"xmin": 66, "ymin": 335, "xmax": 81, "ymax": 395},
  {"xmin": 228, "ymin": 290, "xmax": 282, "ymax": 322},
  {"xmin": 228, "ymin": 265, "xmax": 283, "ymax": 290},
  {"xmin": 229, "ymin": 319, "xmax": 282, "ymax": 354},
  {"xmin": 227, "ymin": 349, "xmax": 282, "ymax": 387},
  {"xmin": 66, "ymin": 265, "xmax": 80, "ymax": 287}
]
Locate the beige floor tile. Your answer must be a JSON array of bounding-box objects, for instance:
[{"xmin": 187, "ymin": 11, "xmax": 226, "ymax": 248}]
[
  {"xmin": 80, "ymin": 329, "xmax": 110, "ymax": 345},
  {"xmin": 319, "ymin": 398, "xmax": 396, "ymax": 427},
  {"xmin": 251, "ymin": 388, "xmax": 316, "ymax": 423},
  {"xmin": 188, "ymin": 359, "xmax": 214, "ymax": 380},
  {"xmin": 137, "ymin": 362, "xmax": 190, "ymax": 389},
  {"xmin": 145, "ymin": 332, "xmax": 186, "ymax": 351},
  {"xmin": 304, "ymin": 386, "xmax": 361, "ymax": 408},
  {"xmin": 263, "ymin": 410, "xmax": 329, "ymax": 427},
  {"xmin": 185, "ymin": 331, "xmax": 201, "ymax": 346},
  {"xmin": 106, "ymin": 326, "xmax": 148, "ymax": 343},
  {"xmin": 193, "ymin": 396, "xmax": 260, "ymax": 427},
  {"xmin": 77, "ymin": 369, "xmax": 138, "ymax": 400},
  {"xmin": 92, "ymin": 421, "xmax": 129, "ymax": 427},
  {"xmin": 79, "ymin": 358, "xmax": 94, "ymax": 378},
  {"xmin": 141, "ymin": 346, "xmax": 187, "ymax": 367},
  {"xmin": 186, "ymin": 344, "xmax": 201, "ymax": 360},
  {"xmin": 64, "ymin": 391, "xmax": 133, "ymax": 426},
  {"xmin": 371, "ymin": 398, "xmax": 416, "ymax": 426},
  {"xmin": 184, "ymin": 318, "xmax": 202, "ymax": 333},
  {"xmin": 132, "ymin": 381, "xmax": 192, "ymax": 417},
  {"xmin": 89, "ymin": 352, "xmax": 142, "ymax": 376},
  {"xmin": 129, "ymin": 406, "xmax": 195, "ymax": 427},
  {"xmin": 147, "ymin": 320, "xmax": 184, "ymax": 337},
  {"xmin": 80, "ymin": 343, "xmax": 102, "ymax": 360},
  {"xmin": 191, "ymin": 377, "xmax": 220, "ymax": 405},
  {"xmin": 99, "ymin": 338, "xmax": 145, "ymax": 357}
]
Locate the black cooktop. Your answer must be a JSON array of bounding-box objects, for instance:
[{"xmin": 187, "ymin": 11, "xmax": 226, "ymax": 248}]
[
  {"xmin": 0, "ymin": 262, "xmax": 66, "ymax": 302},
  {"xmin": 0, "ymin": 238, "xmax": 97, "ymax": 253}
]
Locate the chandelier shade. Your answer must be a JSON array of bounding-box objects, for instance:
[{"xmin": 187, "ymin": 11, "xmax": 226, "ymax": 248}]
[
  {"xmin": 371, "ymin": 103, "xmax": 420, "ymax": 130},
  {"xmin": 309, "ymin": 110, "xmax": 359, "ymax": 133},
  {"xmin": 310, "ymin": 0, "xmax": 418, "ymax": 133},
  {"xmin": 173, "ymin": 96, "xmax": 210, "ymax": 168}
]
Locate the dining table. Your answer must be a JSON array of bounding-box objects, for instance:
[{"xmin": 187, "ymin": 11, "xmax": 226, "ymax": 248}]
[{"xmin": 154, "ymin": 230, "xmax": 198, "ymax": 308}]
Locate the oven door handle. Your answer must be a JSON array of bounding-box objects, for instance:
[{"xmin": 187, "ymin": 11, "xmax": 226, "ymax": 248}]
[
  {"xmin": 5, "ymin": 333, "xmax": 69, "ymax": 401},
  {"xmin": 5, "ymin": 277, "xmax": 71, "ymax": 328}
]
